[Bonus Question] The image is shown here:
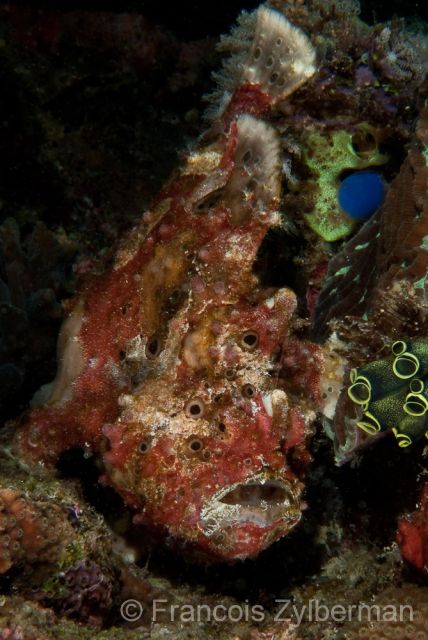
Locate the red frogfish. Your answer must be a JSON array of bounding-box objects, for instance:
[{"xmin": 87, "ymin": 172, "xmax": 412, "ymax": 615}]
[{"xmin": 10, "ymin": 6, "xmax": 324, "ymax": 560}]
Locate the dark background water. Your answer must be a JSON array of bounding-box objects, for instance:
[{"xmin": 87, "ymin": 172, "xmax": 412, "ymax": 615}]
[{"xmin": 5, "ymin": 0, "xmax": 428, "ymax": 38}]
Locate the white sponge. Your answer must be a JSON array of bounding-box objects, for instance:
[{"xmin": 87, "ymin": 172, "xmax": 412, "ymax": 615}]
[
  {"xmin": 206, "ymin": 6, "xmax": 316, "ymax": 118},
  {"xmin": 224, "ymin": 114, "xmax": 281, "ymax": 223},
  {"xmin": 244, "ymin": 7, "xmax": 316, "ymax": 98}
]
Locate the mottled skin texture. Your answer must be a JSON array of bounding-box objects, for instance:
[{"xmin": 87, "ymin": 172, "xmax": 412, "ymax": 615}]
[{"xmin": 11, "ymin": 8, "xmax": 323, "ymax": 560}]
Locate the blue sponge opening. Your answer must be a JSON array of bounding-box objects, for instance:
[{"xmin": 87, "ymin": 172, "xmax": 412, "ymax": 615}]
[{"xmin": 338, "ymin": 171, "xmax": 385, "ymax": 220}]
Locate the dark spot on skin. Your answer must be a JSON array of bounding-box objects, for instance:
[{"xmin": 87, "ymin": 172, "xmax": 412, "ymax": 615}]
[
  {"xmin": 146, "ymin": 336, "xmax": 162, "ymax": 359},
  {"xmin": 139, "ymin": 440, "xmax": 150, "ymax": 453},
  {"xmin": 169, "ymin": 289, "xmax": 181, "ymax": 304},
  {"xmin": 185, "ymin": 398, "xmax": 205, "ymax": 418},
  {"xmin": 189, "ymin": 439, "xmax": 203, "ymax": 452},
  {"xmin": 241, "ymin": 331, "xmax": 259, "ymax": 350},
  {"xmin": 242, "ymin": 149, "xmax": 252, "ymax": 164},
  {"xmin": 162, "ymin": 288, "xmax": 185, "ymax": 318},
  {"xmin": 194, "ymin": 189, "xmax": 222, "ymax": 213},
  {"xmin": 242, "ymin": 384, "xmax": 256, "ymax": 398}
]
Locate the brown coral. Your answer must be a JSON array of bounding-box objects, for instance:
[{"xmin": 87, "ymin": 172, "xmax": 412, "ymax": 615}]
[{"xmin": 344, "ymin": 583, "xmax": 428, "ymax": 639}]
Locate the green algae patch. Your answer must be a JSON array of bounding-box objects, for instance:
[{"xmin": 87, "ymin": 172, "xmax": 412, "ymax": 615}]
[{"xmin": 302, "ymin": 124, "xmax": 388, "ymax": 242}]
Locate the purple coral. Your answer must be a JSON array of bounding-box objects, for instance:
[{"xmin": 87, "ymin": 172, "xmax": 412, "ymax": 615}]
[
  {"xmin": 354, "ymin": 64, "xmax": 377, "ymax": 87},
  {"xmin": 57, "ymin": 560, "xmax": 113, "ymax": 627}
]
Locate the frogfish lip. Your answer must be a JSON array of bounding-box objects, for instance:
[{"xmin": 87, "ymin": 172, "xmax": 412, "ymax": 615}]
[{"xmin": 200, "ymin": 473, "xmax": 302, "ymax": 537}]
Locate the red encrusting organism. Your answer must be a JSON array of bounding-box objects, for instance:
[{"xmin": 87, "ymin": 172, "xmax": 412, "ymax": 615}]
[{"xmin": 397, "ymin": 482, "xmax": 428, "ymax": 571}]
